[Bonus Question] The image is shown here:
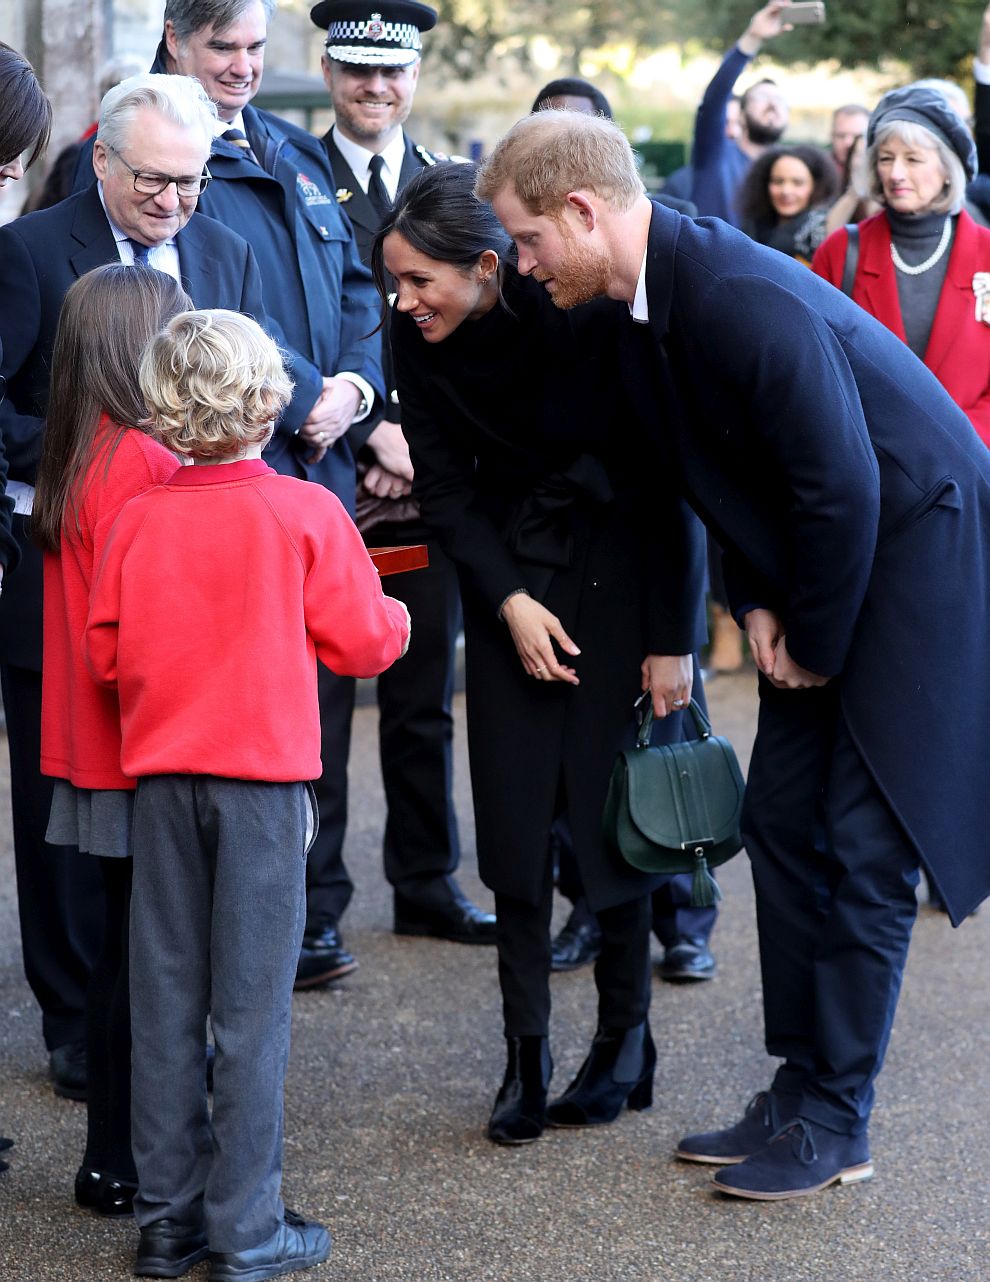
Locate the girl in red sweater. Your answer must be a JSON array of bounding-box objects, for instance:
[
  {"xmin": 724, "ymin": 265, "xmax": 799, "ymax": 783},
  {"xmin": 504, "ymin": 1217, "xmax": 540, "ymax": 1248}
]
[{"xmin": 33, "ymin": 264, "xmax": 189, "ymax": 1217}]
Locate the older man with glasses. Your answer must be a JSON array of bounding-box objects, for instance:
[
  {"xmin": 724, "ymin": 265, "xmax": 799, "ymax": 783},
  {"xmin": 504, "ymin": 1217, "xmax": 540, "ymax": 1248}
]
[{"xmin": 0, "ymin": 72, "xmax": 268, "ymax": 1107}]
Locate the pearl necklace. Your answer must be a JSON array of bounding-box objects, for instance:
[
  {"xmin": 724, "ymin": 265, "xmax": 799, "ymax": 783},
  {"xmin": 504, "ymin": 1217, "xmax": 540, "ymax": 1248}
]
[{"xmin": 890, "ymin": 216, "xmax": 952, "ymax": 276}]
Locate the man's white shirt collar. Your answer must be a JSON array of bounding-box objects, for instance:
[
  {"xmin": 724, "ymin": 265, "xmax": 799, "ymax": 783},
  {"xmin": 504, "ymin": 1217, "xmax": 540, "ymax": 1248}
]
[
  {"xmin": 96, "ymin": 180, "xmax": 181, "ymax": 280},
  {"xmin": 214, "ymin": 111, "xmax": 247, "ymax": 138},
  {"xmin": 629, "ymin": 248, "xmax": 650, "ymax": 323},
  {"xmin": 332, "ymin": 127, "xmax": 406, "ymax": 201}
]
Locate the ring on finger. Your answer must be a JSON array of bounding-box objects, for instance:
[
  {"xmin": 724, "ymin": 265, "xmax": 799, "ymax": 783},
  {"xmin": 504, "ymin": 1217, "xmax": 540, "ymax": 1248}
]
[{"xmin": 672, "ymin": 698, "xmax": 685, "ymax": 708}]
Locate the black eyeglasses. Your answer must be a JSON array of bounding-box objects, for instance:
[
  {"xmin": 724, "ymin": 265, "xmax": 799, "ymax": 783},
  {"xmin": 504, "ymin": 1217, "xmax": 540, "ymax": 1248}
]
[{"xmin": 108, "ymin": 144, "xmax": 211, "ymax": 197}]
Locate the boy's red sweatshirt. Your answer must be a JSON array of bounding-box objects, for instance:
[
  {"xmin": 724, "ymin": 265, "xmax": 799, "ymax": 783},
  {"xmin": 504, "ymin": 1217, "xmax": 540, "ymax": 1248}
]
[{"xmin": 84, "ymin": 459, "xmax": 409, "ymax": 782}]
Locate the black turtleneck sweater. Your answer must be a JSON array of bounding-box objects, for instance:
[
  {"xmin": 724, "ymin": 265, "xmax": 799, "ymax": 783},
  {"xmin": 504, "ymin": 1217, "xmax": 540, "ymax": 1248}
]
[{"xmin": 886, "ymin": 207, "xmax": 956, "ymax": 358}]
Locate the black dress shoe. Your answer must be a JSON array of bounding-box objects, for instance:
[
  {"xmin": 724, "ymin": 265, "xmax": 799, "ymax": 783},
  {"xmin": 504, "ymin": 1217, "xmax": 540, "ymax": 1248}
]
[
  {"xmin": 75, "ymin": 1166, "xmax": 138, "ymax": 1216},
  {"xmin": 294, "ymin": 925, "xmax": 358, "ymax": 990},
  {"xmin": 550, "ymin": 919, "xmax": 603, "ymax": 972},
  {"xmin": 134, "ymin": 1218, "xmax": 209, "ymax": 1278},
  {"xmin": 546, "ymin": 1022, "xmax": 656, "ymax": 1127},
  {"xmin": 487, "ymin": 1036, "xmax": 552, "ymax": 1145},
  {"xmin": 50, "ymin": 1040, "xmax": 87, "ymax": 1101},
  {"xmin": 208, "ymin": 1208, "xmax": 331, "ymax": 1282},
  {"xmin": 394, "ymin": 875, "xmax": 496, "ymax": 944},
  {"xmin": 656, "ymin": 936, "xmax": 716, "ymax": 982},
  {"xmin": 0, "ymin": 1138, "xmax": 10, "ymax": 1175}
]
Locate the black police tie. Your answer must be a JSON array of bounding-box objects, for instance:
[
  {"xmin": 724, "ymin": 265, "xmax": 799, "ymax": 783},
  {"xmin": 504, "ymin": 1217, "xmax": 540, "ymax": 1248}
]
[
  {"xmin": 222, "ymin": 126, "xmax": 261, "ymax": 167},
  {"xmin": 127, "ymin": 238, "xmax": 151, "ymax": 265},
  {"xmin": 367, "ymin": 153, "xmax": 392, "ymax": 223}
]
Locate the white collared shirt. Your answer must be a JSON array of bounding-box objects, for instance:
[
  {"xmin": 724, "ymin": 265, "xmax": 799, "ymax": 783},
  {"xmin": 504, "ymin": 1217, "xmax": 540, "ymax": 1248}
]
[
  {"xmin": 97, "ymin": 181, "xmax": 182, "ymax": 281},
  {"xmin": 331, "ymin": 126, "xmax": 407, "ymax": 203},
  {"xmin": 214, "ymin": 111, "xmax": 247, "ymax": 139},
  {"xmin": 629, "ymin": 248, "xmax": 650, "ymax": 323}
]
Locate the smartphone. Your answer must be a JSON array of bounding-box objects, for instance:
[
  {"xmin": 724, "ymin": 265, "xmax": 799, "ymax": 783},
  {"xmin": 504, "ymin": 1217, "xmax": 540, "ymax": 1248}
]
[{"xmin": 780, "ymin": 1, "xmax": 826, "ymax": 24}]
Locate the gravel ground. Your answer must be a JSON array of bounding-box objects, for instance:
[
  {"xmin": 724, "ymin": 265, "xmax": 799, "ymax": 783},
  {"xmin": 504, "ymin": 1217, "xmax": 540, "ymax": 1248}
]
[{"xmin": 0, "ymin": 669, "xmax": 987, "ymax": 1282}]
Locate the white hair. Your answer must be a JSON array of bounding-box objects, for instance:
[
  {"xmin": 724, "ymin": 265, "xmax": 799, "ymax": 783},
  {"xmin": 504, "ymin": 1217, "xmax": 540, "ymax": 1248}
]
[
  {"xmin": 97, "ymin": 72, "xmax": 217, "ymax": 158},
  {"xmin": 867, "ymin": 119, "xmax": 966, "ymax": 214}
]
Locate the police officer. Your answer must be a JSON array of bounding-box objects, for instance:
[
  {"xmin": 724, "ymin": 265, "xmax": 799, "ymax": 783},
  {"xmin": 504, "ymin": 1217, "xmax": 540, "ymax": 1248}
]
[
  {"xmin": 310, "ymin": 0, "xmax": 496, "ymax": 946},
  {"xmin": 143, "ymin": 0, "xmax": 385, "ymax": 985}
]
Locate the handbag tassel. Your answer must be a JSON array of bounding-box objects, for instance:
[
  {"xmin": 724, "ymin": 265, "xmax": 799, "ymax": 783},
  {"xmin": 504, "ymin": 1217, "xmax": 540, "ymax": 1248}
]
[{"xmin": 690, "ymin": 847, "xmax": 722, "ymax": 908}]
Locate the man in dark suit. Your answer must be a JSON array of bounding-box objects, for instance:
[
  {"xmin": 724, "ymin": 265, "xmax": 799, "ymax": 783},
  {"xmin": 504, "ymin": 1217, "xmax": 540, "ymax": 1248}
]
[
  {"xmin": 309, "ymin": 0, "xmax": 495, "ymax": 946},
  {"xmin": 0, "ymin": 72, "xmax": 267, "ymax": 1099},
  {"xmin": 479, "ymin": 110, "xmax": 990, "ymax": 1200},
  {"xmin": 141, "ymin": 0, "xmax": 390, "ymax": 985}
]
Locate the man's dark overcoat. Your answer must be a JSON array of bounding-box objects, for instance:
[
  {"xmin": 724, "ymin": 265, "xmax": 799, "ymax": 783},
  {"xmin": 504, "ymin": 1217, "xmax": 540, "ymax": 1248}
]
[{"xmin": 628, "ymin": 202, "xmax": 990, "ymax": 924}]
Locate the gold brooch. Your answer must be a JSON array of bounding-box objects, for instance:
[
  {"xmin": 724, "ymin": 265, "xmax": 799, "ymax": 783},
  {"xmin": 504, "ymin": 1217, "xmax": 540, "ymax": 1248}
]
[{"xmin": 336, "ymin": 188, "xmax": 353, "ymax": 203}]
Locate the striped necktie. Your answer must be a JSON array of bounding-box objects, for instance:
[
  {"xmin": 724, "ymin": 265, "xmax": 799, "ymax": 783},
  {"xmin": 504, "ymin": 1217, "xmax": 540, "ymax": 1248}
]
[{"xmin": 222, "ymin": 126, "xmax": 261, "ymax": 168}]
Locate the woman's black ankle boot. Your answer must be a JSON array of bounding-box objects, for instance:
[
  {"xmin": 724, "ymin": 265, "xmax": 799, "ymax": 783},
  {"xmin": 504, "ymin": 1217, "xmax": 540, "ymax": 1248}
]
[
  {"xmin": 487, "ymin": 1036, "xmax": 552, "ymax": 1145},
  {"xmin": 545, "ymin": 1021, "xmax": 656, "ymax": 1128}
]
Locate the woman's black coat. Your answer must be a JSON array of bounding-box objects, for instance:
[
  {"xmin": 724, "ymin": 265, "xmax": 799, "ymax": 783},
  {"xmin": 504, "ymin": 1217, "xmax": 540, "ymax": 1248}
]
[{"xmin": 392, "ymin": 270, "xmax": 707, "ymax": 911}]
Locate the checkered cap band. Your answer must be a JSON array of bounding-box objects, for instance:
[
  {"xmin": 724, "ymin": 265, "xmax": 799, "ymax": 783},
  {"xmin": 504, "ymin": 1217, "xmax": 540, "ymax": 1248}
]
[{"xmin": 325, "ymin": 17, "xmax": 422, "ymax": 48}]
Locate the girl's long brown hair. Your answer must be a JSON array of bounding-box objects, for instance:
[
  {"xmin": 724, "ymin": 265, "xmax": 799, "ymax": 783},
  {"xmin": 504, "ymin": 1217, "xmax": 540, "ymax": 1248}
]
[{"xmin": 33, "ymin": 265, "xmax": 191, "ymax": 552}]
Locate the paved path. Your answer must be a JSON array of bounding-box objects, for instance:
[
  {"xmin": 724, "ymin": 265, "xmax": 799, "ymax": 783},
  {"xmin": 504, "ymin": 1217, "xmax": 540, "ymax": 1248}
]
[{"xmin": 0, "ymin": 671, "xmax": 987, "ymax": 1281}]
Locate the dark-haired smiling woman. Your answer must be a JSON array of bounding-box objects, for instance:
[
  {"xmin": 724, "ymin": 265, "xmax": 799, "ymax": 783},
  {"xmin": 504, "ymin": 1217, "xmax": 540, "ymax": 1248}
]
[{"xmin": 373, "ymin": 163, "xmax": 707, "ymax": 1145}]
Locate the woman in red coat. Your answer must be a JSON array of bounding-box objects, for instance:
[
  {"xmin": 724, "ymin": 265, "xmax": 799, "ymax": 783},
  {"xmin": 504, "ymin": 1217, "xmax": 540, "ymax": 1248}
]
[
  {"xmin": 33, "ymin": 264, "xmax": 189, "ymax": 1215},
  {"xmin": 813, "ymin": 85, "xmax": 990, "ymax": 448}
]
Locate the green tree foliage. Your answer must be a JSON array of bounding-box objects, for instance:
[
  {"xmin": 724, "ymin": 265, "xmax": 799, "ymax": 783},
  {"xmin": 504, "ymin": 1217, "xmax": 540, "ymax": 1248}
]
[
  {"xmin": 428, "ymin": 0, "xmax": 987, "ymax": 81},
  {"xmin": 676, "ymin": 0, "xmax": 986, "ymax": 79}
]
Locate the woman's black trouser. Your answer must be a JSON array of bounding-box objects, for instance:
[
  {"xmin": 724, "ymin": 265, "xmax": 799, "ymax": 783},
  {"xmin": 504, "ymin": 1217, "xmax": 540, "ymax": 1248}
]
[{"xmin": 494, "ymin": 853, "xmax": 651, "ymax": 1037}]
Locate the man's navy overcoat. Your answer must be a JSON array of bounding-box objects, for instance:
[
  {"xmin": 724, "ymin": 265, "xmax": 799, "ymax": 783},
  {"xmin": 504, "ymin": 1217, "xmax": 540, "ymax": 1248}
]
[{"xmin": 627, "ymin": 203, "xmax": 990, "ymax": 924}]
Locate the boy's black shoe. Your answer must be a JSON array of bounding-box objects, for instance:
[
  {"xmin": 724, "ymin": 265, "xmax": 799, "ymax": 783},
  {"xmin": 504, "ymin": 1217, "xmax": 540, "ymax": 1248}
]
[
  {"xmin": 294, "ymin": 926, "xmax": 357, "ymax": 989},
  {"xmin": 207, "ymin": 1209, "xmax": 331, "ymax": 1281},
  {"xmin": 134, "ymin": 1219, "xmax": 209, "ymax": 1278}
]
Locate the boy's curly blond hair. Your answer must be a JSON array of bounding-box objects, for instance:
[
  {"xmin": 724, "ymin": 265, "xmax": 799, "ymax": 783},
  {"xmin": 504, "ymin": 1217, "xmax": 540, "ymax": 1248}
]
[{"xmin": 139, "ymin": 309, "xmax": 293, "ymax": 460}]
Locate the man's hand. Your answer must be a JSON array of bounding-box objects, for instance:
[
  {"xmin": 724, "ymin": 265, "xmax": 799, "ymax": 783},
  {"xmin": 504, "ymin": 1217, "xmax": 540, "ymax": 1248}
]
[
  {"xmin": 641, "ymin": 653, "xmax": 693, "ymax": 718},
  {"xmin": 502, "ymin": 593, "xmax": 581, "ymax": 684},
  {"xmin": 769, "ymin": 636, "xmax": 829, "ymax": 689},
  {"xmin": 362, "ymin": 463, "xmax": 412, "ymax": 499},
  {"xmin": 299, "ymin": 377, "xmax": 363, "ymax": 462},
  {"xmin": 366, "ymin": 419, "xmax": 414, "ymax": 481},
  {"xmin": 739, "ymin": 1, "xmax": 792, "ymax": 55},
  {"xmin": 744, "ymin": 608, "xmax": 829, "ymax": 689},
  {"xmin": 743, "ymin": 607, "xmax": 783, "ymax": 678}
]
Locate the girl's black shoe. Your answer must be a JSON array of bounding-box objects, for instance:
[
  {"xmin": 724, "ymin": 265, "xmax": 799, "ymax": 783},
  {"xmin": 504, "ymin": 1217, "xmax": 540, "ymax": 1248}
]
[{"xmin": 75, "ymin": 1167, "xmax": 138, "ymax": 1216}]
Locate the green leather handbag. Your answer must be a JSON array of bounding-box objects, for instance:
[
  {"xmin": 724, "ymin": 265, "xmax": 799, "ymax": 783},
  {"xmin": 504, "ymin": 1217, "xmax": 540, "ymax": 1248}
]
[{"xmin": 602, "ymin": 697, "xmax": 745, "ymax": 906}]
